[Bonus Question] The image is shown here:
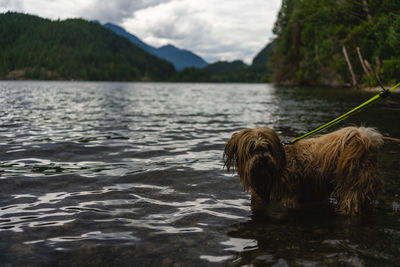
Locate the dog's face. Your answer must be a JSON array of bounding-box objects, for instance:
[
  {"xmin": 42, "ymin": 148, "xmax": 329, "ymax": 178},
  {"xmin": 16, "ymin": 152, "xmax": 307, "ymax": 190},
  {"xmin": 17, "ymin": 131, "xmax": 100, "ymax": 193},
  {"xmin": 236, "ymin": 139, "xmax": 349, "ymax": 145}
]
[{"xmin": 224, "ymin": 127, "xmax": 286, "ymax": 198}]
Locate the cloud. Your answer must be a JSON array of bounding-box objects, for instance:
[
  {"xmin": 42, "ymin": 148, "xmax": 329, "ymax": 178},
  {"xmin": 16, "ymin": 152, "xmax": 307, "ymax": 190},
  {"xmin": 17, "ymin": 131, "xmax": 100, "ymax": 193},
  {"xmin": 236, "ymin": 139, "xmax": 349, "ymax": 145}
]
[
  {"xmin": 79, "ymin": 0, "xmax": 171, "ymax": 24},
  {"xmin": 0, "ymin": 0, "xmax": 172, "ymax": 22},
  {"xmin": 0, "ymin": 0, "xmax": 23, "ymax": 13},
  {"xmin": 1, "ymin": 0, "xmax": 91, "ymax": 20},
  {"xmin": 124, "ymin": 1, "xmax": 211, "ymax": 43},
  {"xmin": 122, "ymin": 0, "xmax": 281, "ymax": 63}
]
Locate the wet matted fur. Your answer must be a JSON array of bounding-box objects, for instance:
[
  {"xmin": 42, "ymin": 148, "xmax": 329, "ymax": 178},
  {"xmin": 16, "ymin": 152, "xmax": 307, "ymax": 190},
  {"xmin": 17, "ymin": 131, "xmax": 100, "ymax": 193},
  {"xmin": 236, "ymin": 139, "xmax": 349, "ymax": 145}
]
[{"xmin": 223, "ymin": 126, "xmax": 384, "ymax": 215}]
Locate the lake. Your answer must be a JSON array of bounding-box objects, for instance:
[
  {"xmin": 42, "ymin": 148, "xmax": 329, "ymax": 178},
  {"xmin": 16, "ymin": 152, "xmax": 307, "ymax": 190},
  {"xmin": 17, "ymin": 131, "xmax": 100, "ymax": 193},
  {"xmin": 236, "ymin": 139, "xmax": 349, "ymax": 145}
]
[{"xmin": 0, "ymin": 81, "xmax": 399, "ymax": 266}]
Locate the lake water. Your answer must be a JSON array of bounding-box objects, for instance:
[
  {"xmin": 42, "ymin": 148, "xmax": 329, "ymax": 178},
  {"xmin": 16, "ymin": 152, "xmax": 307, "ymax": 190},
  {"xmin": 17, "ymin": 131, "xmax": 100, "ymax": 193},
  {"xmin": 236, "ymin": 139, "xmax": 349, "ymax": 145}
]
[{"xmin": 0, "ymin": 81, "xmax": 399, "ymax": 266}]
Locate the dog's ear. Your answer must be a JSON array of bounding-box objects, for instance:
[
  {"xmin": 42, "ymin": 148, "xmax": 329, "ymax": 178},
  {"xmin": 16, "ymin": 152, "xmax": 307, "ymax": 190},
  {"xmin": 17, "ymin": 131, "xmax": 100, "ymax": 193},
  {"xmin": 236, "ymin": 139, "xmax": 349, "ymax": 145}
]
[
  {"xmin": 224, "ymin": 129, "xmax": 258, "ymax": 192},
  {"xmin": 223, "ymin": 129, "xmax": 253, "ymax": 173},
  {"xmin": 223, "ymin": 131, "xmax": 240, "ymax": 172}
]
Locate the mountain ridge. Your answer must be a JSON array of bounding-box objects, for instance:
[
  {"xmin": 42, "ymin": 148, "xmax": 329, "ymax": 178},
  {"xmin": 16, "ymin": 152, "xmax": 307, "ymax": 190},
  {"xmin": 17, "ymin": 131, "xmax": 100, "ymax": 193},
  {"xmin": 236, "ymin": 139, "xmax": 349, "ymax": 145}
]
[{"xmin": 103, "ymin": 23, "xmax": 208, "ymax": 70}]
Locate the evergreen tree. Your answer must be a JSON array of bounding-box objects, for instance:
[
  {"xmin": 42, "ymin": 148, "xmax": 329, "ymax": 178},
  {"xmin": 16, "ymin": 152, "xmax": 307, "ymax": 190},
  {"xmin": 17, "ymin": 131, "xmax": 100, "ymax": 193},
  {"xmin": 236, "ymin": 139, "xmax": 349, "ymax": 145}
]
[{"xmin": 271, "ymin": 0, "xmax": 400, "ymax": 86}]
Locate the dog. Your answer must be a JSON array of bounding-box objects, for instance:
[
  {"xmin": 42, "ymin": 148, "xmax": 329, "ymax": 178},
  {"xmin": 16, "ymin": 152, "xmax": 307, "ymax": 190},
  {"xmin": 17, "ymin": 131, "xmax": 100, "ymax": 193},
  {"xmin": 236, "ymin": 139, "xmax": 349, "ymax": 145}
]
[{"xmin": 223, "ymin": 126, "xmax": 384, "ymax": 215}]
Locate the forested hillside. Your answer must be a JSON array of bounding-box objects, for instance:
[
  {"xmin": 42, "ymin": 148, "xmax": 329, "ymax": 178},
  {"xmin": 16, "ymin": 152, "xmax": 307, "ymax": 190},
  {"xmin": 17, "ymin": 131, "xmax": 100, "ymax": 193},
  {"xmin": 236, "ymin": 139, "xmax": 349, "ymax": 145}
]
[
  {"xmin": 0, "ymin": 12, "xmax": 175, "ymax": 81},
  {"xmin": 172, "ymin": 43, "xmax": 274, "ymax": 83},
  {"xmin": 272, "ymin": 0, "xmax": 400, "ymax": 86}
]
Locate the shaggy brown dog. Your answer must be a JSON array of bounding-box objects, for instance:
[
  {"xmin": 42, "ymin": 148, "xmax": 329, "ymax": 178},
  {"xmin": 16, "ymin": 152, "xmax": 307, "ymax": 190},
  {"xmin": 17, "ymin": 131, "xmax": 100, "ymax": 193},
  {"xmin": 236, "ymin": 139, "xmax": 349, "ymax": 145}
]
[{"xmin": 224, "ymin": 126, "xmax": 384, "ymax": 215}]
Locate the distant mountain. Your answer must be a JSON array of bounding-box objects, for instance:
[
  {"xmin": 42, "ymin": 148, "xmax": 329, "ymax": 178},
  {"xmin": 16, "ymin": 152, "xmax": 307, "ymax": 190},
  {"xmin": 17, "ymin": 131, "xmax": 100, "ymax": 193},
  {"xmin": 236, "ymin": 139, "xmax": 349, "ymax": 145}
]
[
  {"xmin": 156, "ymin": 44, "xmax": 209, "ymax": 71},
  {"xmin": 173, "ymin": 60, "xmax": 255, "ymax": 83},
  {"xmin": 172, "ymin": 44, "xmax": 273, "ymax": 83},
  {"xmin": 103, "ymin": 23, "xmax": 208, "ymax": 70},
  {"xmin": 0, "ymin": 12, "xmax": 175, "ymax": 81},
  {"xmin": 103, "ymin": 23, "xmax": 157, "ymax": 55},
  {"xmin": 203, "ymin": 60, "xmax": 248, "ymax": 75}
]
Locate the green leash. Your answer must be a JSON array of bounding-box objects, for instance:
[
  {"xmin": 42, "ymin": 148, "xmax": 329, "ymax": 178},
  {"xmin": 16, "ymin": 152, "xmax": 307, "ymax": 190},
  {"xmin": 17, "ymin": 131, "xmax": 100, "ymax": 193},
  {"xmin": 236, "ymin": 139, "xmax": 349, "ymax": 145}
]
[{"xmin": 290, "ymin": 82, "xmax": 400, "ymax": 144}]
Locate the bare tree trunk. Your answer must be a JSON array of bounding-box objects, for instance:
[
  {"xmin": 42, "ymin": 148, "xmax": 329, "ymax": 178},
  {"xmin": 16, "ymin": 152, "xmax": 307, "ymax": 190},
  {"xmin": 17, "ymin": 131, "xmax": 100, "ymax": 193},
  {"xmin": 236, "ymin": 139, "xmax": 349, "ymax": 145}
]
[
  {"xmin": 364, "ymin": 60, "xmax": 374, "ymax": 76},
  {"xmin": 342, "ymin": 45, "xmax": 357, "ymax": 87},
  {"xmin": 375, "ymin": 56, "xmax": 381, "ymax": 72},
  {"xmin": 356, "ymin": 47, "xmax": 371, "ymax": 77},
  {"xmin": 365, "ymin": 59, "xmax": 384, "ymax": 88}
]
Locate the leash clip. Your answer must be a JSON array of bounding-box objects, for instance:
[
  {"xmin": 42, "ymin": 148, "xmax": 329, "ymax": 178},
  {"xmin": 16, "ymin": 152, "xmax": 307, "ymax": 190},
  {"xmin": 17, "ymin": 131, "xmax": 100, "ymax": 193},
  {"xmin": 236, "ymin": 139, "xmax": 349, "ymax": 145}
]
[{"xmin": 283, "ymin": 140, "xmax": 294, "ymax": 145}]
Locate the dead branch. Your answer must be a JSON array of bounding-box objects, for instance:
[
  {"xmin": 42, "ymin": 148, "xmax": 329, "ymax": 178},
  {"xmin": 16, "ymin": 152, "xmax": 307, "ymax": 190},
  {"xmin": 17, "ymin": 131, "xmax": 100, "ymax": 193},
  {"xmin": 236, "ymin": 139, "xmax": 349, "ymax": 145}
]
[{"xmin": 342, "ymin": 45, "xmax": 357, "ymax": 87}]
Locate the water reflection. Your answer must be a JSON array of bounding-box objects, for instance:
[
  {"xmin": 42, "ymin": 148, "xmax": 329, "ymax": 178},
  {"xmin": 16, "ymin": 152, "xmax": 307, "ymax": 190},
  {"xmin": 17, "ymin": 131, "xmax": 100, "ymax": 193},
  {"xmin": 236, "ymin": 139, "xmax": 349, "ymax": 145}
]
[
  {"xmin": 0, "ymin": 81, "xmax": 399, "ymax": 266},
  {"xmin": 227, "ymin": 208, "xmax": 400, "ymax": 266}
]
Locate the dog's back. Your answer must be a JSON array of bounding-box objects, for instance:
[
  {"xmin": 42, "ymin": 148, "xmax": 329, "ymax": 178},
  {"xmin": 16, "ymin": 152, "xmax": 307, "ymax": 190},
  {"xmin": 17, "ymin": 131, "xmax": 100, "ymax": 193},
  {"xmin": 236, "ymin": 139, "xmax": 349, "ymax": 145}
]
[{"xmin": 290, "ymin": 126, "xmax": 384, "ymax": 214}]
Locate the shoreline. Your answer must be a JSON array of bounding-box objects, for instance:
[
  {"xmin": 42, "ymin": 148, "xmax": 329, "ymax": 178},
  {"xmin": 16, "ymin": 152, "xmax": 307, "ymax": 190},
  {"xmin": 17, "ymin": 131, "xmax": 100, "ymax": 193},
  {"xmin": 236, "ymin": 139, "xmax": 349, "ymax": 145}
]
[
  {"xmin": 363, "ymin": 85, "xmax": 400, "ymax": 93},
  {"xmin": 0, "ymin": 79, "xmax": 398, "ymax": 92}
]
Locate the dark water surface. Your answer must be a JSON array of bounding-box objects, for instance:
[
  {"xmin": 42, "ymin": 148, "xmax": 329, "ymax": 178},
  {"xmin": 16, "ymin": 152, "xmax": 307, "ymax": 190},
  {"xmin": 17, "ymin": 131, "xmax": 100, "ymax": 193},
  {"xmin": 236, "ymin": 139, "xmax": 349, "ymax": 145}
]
[{"xmin": 1, "ymin": 81, "xmax": 399, "ymax": 266}]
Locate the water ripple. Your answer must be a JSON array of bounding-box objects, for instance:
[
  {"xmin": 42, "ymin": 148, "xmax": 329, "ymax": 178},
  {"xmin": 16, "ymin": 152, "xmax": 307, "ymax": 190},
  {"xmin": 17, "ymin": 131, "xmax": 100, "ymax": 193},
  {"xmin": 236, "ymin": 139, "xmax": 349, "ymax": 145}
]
[{"xmin": 1, "ymin": 81, "xmax": 400, "ymax": 266}]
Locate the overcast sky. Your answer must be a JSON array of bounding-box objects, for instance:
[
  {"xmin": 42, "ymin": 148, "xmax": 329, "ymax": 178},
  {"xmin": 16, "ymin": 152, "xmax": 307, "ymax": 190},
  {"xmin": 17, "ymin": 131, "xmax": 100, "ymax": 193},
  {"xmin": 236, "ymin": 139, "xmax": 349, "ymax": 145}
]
[{"xmin": 1, "ymin": 0, "xmax": 282, "ymax": 63}]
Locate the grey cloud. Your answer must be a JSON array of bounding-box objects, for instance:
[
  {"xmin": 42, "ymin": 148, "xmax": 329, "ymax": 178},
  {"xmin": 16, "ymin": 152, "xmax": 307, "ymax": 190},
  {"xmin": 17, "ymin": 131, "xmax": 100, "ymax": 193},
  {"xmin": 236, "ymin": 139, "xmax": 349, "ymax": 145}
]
[
  {"xmin": 0, "ymin": 0, "xmax": 24, "ymax": 12},
  {"xmin": 141, "ymin": 4, "xmax": 212, "ymax": 46},
  {"xmin": 153, "ymin": 17, "xmax": 210, "ymax": 41},
  {"xmin": 80, "ymin": 0, "xmax": 172, "ymax": 23}
]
